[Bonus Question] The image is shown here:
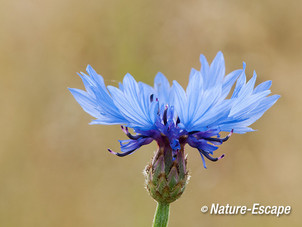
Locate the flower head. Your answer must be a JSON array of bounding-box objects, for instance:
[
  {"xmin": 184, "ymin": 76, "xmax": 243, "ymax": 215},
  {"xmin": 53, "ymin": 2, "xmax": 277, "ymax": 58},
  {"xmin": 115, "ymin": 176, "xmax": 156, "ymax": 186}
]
[{"xmin": 69, "ymin": 52, "xmax": 279, "ymax": 168}]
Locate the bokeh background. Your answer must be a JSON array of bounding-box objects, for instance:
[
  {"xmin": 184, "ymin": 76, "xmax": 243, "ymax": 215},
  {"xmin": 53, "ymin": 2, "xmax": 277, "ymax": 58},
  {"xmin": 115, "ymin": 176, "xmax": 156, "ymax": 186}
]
[{"xmin": 0, "ymin": 0, "xmax": 301, "ymax": 226}]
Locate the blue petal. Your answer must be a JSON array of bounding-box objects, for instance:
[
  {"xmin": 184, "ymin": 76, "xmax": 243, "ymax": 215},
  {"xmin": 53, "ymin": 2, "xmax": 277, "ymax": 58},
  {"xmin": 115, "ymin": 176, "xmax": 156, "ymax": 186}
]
[
  {"xmin": 221, "ymin": 69, "xmax": 243, "ymax": 100},
  {"xmin": 107, "ymin": 74, "xmax": 155, "ymax": 130},
  {"xmin": 218, "ymin": 94, "xmax": 279, "ymax": 133},
  {"xmin": 220, "ymin": 126, "xmax": 255, "ymax": 134},
  {"xmin": 253, "ymin": 80, "xmax": 272, "ymax": 94},
  {"xmin": 187, "ymin": 85, "xmax": 222, "ymax": 131},
  {"xmin": 69, "ymin": 88, "xmax": 100, "ymax": 118},
  {"xmin": 186, "ymin": 69, "xmax": 203, "ymax": 126},
  {"xmin": 231, "ymin": 62, "xmax": 247, "ymax": 98},
  {"xmin": 86, "ymin": 65, "xmax": 106, "ymax": 89},
  {"xmin": 88, "ymin": 83, "xmax": 127, "ymax": 123},
  {"xmin": 200, "ymin": 54, "xmax": 210, "ymax": 82},
  {"xmin": 229, "ymin": 90, "xmax": 271, "ymax": 118},
  {"xmin": 139, "ymin": 82, "xmax": 157, "ymax": 124},
  {"xmin": 207, "ymin": 51, "xmax": 225, "ymax": 88},
  {"xmin": 250, "ymin": 94, "xmax": 280, "ymax": 116},
  {"xmin": 192, "ymin": 100, "xmax": 232, "ymax": 131},
  {"xmin": 234, "ymin": 94, "xmax": 280, "ymax": 127},
  {"xmin": 70, "ymin": 66, "xmax": 129, "ymax": 125},
  {"xmin": 171, "ymin": 80, "xmax": 188, "ymax": 125},
  {"xmin": 154, "ymin": 72, "xmax": 171, "ymax": 106},
  {"xmin": 237, "ymin": 71, "xmax": 257, "ymax": 98}
]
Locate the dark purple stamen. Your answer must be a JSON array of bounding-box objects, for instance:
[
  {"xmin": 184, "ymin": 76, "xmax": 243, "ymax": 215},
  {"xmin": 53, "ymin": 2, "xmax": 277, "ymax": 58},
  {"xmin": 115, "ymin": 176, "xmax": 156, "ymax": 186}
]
[
  {"xmin": 121, "ymin": 126, "xmax": 147, "ymax": 140},
  {"xmin": 199, "ymin": 149, "xmax": 225, "ymax": 162},
  {"xmin": 188, "ymin": 131, "xmax": 200, "ymax": 135},
  {"xmin": 176, "ymin": 117, "xmax": 180, "ymax": 125},
  {"xmin": 150, "ymin": 94, "xmax": 154, "ymax": 102},
  {"xmin": 108, "ymin": 148, "xmax": 136, "ymax": 157},
  {"xmin": 163, "ymin": 108, "xmax": 168, "ymax": 125}
]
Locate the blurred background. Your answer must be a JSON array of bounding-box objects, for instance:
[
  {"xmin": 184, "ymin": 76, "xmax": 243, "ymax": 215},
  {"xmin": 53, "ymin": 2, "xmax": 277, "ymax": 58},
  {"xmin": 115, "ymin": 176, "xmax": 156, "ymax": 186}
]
[{"xmin": 0, "ymin": 0, "xmax": 301, "ymax": 226}]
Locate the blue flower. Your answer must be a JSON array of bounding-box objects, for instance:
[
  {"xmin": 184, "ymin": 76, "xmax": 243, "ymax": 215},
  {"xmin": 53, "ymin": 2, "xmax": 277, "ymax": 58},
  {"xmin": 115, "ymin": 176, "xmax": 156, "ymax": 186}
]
[{"xmin": 69, "ymin": 52, "xmax": 279, "ymax": 168}]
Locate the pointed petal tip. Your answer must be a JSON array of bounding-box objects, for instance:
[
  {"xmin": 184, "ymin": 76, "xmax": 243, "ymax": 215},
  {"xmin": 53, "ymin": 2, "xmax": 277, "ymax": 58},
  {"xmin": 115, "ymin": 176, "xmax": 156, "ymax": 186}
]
[
  {"xmin": 68, "ymin": 87, "xmax": 81, "ymax": 95},
  {"xmin": 172, "ymin": 80, "xmax": 181, "ymax": 87},
  {"xmin": 68, "ymin": 88, "xmax": 79, "ymax": 97},
  {"xmin": 242, "ymin": 62, "xmax": 246, "ymax": 69},
  {"xmin": 125, "ymin": 72, "xmax": 133, "ymax": 78},
  {"xmin": 123, "ymin": 73, "xmax": 137, "ymax": 85},
  {"xmin": 154, "ymin": 72, "xmax": 170, "ymax": 86},
  {"xmin": 199, "ymin": 53, "xmax": 207, "ymax": 62},
  {"xmin": 155, "ymin": 71, "xmax": 165, "ymax": 78},
  {"xmin": 216, "ymin": 51, "xmax": 224, "ymax": 58},
  {"xmin": 189, "ymin": 68, "xmax": 201, "ymax": 79},
  {"xmin": 253, "ymin": 70, "xmax": 257, "ymax": 78},
  {"xmin": 86, "ymin": 64, "xmax": 93, "ymax": 70}
]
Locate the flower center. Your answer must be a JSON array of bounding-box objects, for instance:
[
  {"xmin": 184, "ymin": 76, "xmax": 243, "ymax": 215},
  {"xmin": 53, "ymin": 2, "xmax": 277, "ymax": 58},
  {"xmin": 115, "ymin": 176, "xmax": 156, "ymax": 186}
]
[{"xmin": 108, "ymin": 98, "xmax": 233, "ymax": 168}]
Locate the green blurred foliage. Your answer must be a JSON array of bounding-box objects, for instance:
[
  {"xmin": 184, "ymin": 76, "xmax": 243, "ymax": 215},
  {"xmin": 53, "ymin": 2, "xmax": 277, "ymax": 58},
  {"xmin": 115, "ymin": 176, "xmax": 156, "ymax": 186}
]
[{"xmin": 0, "ymin": 0, "xmax": 301, "ymax": 226}]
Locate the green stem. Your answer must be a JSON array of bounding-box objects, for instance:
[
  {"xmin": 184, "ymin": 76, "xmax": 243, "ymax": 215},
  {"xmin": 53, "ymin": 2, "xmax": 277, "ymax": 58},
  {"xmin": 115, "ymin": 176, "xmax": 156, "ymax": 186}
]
[{"xmin": 153, "ymin": 202, "xmax": 170, "ymax": 227}]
